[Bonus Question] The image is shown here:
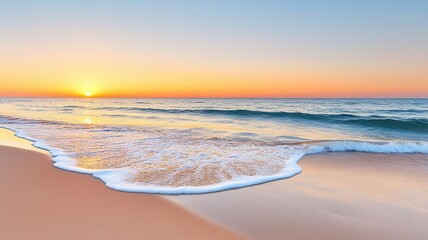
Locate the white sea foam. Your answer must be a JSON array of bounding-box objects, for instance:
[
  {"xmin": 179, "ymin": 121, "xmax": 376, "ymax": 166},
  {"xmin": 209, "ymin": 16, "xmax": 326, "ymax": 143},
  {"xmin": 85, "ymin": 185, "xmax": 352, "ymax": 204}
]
[{"xmin": 2, "ymin": 125, "xmax": 427, "ymax": 194}]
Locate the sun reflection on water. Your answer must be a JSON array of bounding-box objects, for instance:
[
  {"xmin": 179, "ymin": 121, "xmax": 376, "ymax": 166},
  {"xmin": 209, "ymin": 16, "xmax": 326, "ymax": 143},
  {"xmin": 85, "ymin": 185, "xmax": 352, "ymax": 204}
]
[{"xmin": 84, "ymin": 117, "xmax": 93, "ymax": 124}]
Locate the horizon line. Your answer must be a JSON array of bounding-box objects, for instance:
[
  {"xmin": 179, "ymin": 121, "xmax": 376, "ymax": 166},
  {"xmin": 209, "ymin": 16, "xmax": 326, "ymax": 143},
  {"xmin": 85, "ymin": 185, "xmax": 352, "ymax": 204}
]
[{"xmin": 0, "ymin": 96, "xmax": 427, "ymax": 99}]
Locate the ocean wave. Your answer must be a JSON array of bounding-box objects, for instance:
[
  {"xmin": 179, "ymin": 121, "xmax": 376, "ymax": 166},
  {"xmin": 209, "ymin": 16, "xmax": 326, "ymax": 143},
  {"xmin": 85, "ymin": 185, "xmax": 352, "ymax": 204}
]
[
  {"xmin": 0, "ymin": 115, "xmax": 65, "ymax": 126},
  {"xmin": 381, "ymin": 109, "xmax": 428, "ymax": 113},
  {"xmin": 2, "ymin": 124, "xmax": 427, "ymax": 194},
  {"xmin": 55, "ymin": 140, "xmax": 428, "ymax": 194},
  {"xmin": 95, "ymin": 107, "xmax": 428, "ymax": 132},
  {"xmin": 61, "ymin": 105, "xmax": 86, "ymax": 109}
]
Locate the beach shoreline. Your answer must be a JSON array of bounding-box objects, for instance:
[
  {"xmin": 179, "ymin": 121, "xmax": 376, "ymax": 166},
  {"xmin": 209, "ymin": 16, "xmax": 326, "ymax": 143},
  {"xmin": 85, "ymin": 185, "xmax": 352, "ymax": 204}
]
[{"xmin": 0, "ymin": 145, "xmax": 242, "ymax": 240}]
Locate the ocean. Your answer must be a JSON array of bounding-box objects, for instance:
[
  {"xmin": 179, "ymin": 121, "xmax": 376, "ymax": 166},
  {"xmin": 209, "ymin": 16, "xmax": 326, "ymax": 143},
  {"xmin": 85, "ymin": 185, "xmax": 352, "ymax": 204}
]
[{"xmin": 0, "ymin": 98, "xmax": 427, "ymax": 194}]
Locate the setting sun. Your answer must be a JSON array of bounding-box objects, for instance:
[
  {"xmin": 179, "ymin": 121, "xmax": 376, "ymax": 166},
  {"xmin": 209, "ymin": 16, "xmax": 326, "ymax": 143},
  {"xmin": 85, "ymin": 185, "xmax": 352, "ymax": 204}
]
[{"xmin": 85, "ymin": 92, "xmax": 91, "ymax": 97}]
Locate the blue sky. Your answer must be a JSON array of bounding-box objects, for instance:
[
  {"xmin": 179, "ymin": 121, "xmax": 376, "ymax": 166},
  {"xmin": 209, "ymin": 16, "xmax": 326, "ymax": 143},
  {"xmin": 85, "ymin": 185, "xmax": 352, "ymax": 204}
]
[{"xmin": 0, "ymin": 0, "xmax": 427, "ymax": 97}]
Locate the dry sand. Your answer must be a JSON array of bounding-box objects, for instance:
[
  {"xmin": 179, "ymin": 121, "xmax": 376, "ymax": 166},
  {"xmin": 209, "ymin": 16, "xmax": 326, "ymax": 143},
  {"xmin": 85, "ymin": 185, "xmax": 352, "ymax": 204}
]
[
  {"xmin": 0, "ymin": 145, "xmax": 242, "ymax": 240},
  {"xmin": 169, "ymin": 152, "xmax": 428, "ymax": 240}
]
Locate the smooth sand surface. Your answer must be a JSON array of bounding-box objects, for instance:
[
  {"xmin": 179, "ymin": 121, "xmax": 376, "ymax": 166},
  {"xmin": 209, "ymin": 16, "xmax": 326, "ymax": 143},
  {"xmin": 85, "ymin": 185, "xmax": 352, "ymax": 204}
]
[
  {"xmin": 0, "ymin": 145, "xmax": 242, "ymax": 240},
  {"xmin": 0, "ymin": 127, "xmax": 47, "ymax": 154},
  {"xmin": 169, "ymin": 152, "xmax": 428, "ymax": 240}
]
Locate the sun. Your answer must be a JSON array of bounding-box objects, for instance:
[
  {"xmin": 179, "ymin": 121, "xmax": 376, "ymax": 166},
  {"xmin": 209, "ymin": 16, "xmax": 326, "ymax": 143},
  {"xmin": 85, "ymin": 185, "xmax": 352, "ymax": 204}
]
[{"xmin": 76, "ymin": 79, "xmax": 101, "ymax": 97}]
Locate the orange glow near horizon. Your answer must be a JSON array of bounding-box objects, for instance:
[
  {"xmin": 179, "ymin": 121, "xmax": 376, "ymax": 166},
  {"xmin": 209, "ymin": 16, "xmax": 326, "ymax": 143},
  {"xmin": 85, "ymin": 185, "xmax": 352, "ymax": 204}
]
[
  {"xmin": 0, "ymin": 66, "xmax": 427, "ymax": 98},
  {"xmin": 0, "ymin": 40, "xmax": 427, "ymax": 98},
  {"xmin": 1, "ymin": 78, "xmax": 427, "ymax": 98}
]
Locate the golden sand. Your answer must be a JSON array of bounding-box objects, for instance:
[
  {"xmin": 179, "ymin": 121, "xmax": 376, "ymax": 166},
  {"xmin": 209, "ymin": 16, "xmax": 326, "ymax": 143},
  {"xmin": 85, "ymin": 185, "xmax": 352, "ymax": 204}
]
[{"xmin": 0, "ymin": 145, "xmax": 242, "ymax": 240}]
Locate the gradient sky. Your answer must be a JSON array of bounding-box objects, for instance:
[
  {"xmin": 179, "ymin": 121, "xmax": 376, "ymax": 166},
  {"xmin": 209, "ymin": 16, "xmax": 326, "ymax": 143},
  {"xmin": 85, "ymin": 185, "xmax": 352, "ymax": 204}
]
[{"xmin": 0, "ymin": 0, "xmax": 427, "ymax": 98}]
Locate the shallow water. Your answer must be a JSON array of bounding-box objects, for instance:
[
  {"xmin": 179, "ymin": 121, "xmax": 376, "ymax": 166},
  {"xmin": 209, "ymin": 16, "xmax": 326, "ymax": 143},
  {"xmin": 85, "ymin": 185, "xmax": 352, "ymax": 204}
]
[{"xmin": 0, "ymin": 98, "xmax": 427, "ymax": 194}]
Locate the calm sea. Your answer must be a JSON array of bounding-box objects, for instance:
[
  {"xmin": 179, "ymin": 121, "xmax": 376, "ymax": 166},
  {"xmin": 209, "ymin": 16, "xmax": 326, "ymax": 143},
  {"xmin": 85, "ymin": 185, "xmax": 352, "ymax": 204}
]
[{"xmin": 1, "ymin": 98, "xmax": 427, "ymax": 194}]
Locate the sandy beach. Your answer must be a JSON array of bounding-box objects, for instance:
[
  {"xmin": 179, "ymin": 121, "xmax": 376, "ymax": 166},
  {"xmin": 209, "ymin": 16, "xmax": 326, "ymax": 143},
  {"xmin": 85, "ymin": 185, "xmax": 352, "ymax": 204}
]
[
  {"xmin": 1, "ymin": 128, "xmax": 427, "ymax": 240},
  {"xmin": 170, "ymin": 152, "xmax": 428, "ymax": 240},
  {"xmin": 0, "ymin": 144, "xmax": 242, "ymax": 240}
]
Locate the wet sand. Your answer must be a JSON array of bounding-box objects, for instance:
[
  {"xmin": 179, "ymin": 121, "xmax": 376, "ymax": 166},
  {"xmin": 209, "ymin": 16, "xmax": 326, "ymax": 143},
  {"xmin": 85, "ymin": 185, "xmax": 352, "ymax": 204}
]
[
  {"xmin": 169, "ymin": 152, "xmax": 428, "ymax": 240},
  {"xmin": 0, "ymin": 145, "xmax": 242, "ymax": 240}
]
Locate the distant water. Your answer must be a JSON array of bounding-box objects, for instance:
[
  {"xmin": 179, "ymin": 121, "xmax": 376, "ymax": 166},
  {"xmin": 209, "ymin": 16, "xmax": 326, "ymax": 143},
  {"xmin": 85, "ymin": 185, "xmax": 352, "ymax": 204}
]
[{"xmin": 1, "ymin": 98, "xmax": 427, "ymax": 194}]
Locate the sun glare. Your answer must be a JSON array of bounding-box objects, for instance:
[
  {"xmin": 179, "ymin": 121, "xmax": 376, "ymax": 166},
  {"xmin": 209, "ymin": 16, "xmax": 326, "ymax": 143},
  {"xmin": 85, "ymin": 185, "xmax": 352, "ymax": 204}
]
[
  {"xmin": 84, "ymin": 117, "xmax": 92, "ymax": 124},
  {"xmin": 85, "ymin": 92, "xmax": 91, "ymax": 97}
]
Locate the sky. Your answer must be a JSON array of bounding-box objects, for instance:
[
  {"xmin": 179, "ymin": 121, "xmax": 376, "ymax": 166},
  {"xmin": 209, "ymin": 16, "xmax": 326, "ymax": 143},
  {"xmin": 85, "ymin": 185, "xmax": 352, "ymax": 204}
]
[{"xmin": 0, "ymin": 0, "xmax": 427, "ymax": 98}]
